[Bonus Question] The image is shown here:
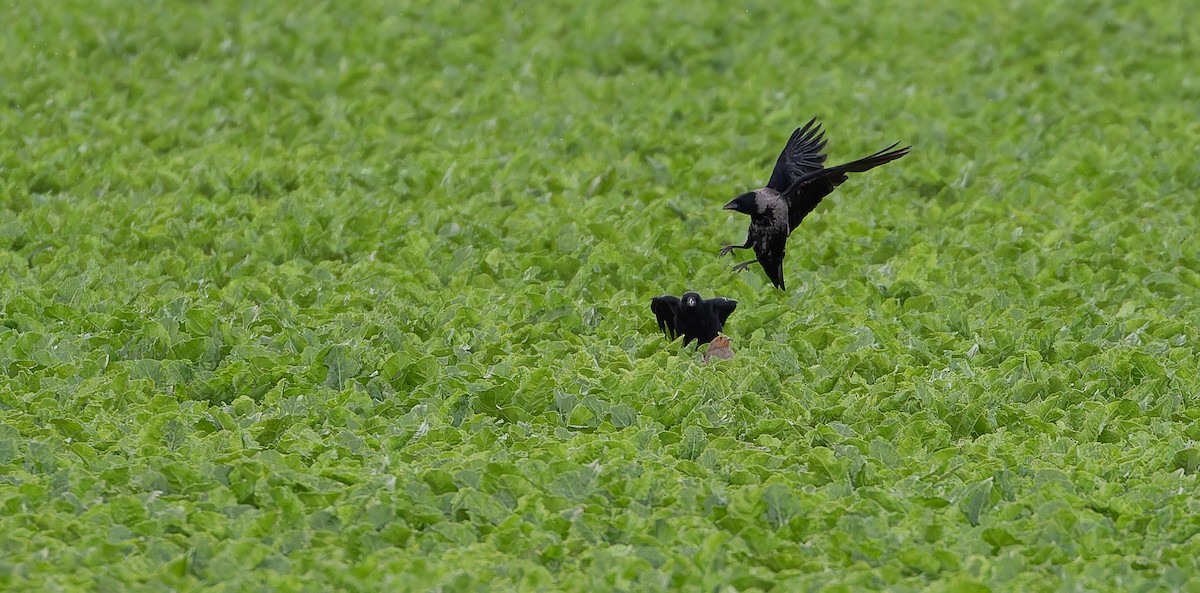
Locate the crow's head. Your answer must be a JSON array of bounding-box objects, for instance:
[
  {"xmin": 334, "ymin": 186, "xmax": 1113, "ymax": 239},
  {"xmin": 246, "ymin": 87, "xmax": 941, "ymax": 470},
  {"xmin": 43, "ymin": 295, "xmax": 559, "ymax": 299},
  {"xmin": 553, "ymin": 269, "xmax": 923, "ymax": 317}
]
[
  {"xmin": 681, "ymin": 292, "xmax": 702, "ymax": 308},
  {"xmin": 722, "ymin": 191, "xmax": 758, "ymax": 215}
]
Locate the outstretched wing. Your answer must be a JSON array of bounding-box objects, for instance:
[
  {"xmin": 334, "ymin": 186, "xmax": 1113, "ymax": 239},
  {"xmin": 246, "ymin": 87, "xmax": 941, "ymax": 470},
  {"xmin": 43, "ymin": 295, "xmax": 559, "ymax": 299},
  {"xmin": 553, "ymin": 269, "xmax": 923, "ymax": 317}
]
[
  {"xmin": 707, "ymin": 297, "xmax": 738, "ymax": 327},
  {"xmin": 650, "ymin": 295, "xmax": 681, "ymax": 340},
  {"xmin": 783, "ymin": 142, "xmax": 910, "ymax": 231},
  {"xmin": 765, "ymin": 118, "xmax": 830, "ymax": 192}
]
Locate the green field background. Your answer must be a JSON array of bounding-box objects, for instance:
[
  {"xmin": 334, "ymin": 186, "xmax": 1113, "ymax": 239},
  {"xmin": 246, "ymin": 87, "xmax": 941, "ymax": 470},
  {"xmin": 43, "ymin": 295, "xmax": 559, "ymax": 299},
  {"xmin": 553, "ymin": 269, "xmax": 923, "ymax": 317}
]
[{"xmin": 2, "ymin": 0, "xmax": 1199, "ymax": 591}]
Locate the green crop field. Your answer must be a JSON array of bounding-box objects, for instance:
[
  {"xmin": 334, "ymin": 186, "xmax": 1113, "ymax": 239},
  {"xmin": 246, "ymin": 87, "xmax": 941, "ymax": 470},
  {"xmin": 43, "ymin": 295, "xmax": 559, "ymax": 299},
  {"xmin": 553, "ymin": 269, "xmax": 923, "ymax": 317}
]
[{"xmin": 3, "ymin": 0, "xmax": 1199, "ymax": 591}]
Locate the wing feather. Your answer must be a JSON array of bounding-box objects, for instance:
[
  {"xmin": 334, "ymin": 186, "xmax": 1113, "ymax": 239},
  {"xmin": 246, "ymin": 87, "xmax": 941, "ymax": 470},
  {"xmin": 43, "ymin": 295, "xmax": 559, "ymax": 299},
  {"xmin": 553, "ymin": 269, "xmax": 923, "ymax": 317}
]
[
  {"xmin": 650, "ymin": 296, "xmax": 681, "ymax": 340},
  {"xmin": 783, "ymin": 143, "xmax": 910, "ymax": 231},
  {"xmin": 707, "ymin": 297, "xmax": 738, "ymax": 327},
  {"xmin": 765, "ymin": 118, "xmax": 831, "ymax": 192}
]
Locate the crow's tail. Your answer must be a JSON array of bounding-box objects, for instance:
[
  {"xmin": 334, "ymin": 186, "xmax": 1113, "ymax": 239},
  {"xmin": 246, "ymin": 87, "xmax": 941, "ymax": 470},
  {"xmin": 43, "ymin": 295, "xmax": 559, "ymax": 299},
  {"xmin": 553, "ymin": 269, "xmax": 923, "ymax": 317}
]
[
  {"xmin": 829, "ymin": 142, "xmax": 911, "ymax": 174},
  {"xmin": 784, "ymin": 142, "xmax": 910, "ymax": 195}
]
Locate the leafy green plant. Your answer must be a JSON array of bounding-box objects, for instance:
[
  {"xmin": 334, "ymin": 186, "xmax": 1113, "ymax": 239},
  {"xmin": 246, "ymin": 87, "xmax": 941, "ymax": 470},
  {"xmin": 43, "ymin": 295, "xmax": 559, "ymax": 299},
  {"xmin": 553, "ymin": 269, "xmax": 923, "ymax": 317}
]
[{"xmin": 2, "ymin": 0, "xmax": 1198, "ymax": 590}]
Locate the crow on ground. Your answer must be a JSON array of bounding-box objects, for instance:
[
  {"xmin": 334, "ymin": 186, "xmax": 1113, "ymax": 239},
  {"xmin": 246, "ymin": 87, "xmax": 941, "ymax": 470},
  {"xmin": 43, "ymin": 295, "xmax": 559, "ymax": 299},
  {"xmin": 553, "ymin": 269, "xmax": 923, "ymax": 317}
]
[
  {"xmin": 720, "ymin": 118, "xmax": 910, "ymax": 290},
  {"xmin": 650, "ymin": 292, "xmax": 737, "ymax": 347}
]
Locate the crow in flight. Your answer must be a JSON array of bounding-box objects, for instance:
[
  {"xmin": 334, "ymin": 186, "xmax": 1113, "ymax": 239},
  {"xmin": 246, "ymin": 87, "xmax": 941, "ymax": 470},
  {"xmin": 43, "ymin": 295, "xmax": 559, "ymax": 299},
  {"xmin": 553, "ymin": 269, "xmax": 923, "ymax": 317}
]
[
  {"xmin": 720, "ymin": 118, "xmax": 910, "ymax": 290},
  {"xmin": 650, "ymin": 292, "xmax": 737, "ymax": 347}
]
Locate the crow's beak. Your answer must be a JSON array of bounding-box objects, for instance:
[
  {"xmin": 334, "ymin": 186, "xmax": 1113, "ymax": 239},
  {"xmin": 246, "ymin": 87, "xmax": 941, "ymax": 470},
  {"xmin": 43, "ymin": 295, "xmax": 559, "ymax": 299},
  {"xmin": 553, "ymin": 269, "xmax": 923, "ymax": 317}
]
[{"xmin": 722, "ymin": 200, "xmax": 738, "ymax": 211}]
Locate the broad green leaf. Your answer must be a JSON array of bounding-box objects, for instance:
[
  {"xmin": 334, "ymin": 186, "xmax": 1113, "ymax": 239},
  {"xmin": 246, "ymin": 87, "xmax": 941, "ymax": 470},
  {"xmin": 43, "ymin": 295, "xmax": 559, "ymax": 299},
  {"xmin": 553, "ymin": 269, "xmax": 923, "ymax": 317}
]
[
  {"xmin": 1172, "ymin": 449, "xmax": 1200, "ymax": 474},
  {"xmin": 958, "ymin": 478, "xmax": 994, "ymax": 527}
]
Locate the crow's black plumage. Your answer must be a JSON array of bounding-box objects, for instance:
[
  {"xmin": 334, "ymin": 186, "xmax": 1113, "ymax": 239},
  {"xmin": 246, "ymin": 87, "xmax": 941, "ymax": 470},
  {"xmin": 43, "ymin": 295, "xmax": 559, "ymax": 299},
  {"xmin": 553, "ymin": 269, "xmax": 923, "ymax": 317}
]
[
  {"xmin": 720, "ymin": 118, "xmax": 910, "ymax": 290},
  {"xmin": 650, "ymin": 292, "xmax": 737, "ymax": 347}
]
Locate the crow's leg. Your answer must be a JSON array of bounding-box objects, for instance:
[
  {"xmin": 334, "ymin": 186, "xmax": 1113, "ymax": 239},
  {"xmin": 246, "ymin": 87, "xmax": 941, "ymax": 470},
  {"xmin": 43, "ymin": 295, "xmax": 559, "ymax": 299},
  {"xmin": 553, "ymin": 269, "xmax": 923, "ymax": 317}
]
[
  {"xmin": 731, "ymin": 260, "xmax": 758, "ymax": 272},
  {"xmin": 718, "ymin": 241, "xmax": 751, "ymax": 258}
]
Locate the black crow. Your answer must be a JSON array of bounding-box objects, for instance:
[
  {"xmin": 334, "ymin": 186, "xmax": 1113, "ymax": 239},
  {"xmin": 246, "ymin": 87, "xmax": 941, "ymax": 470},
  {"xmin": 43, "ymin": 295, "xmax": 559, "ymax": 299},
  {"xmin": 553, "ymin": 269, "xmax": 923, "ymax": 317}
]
[
  {"xmin": 650, "ymin": 292, "xmax": 737, "ymax": 347},
  {"xmin": 720, "ymin": 118, "xmax": 910, "ymax": 290}
]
